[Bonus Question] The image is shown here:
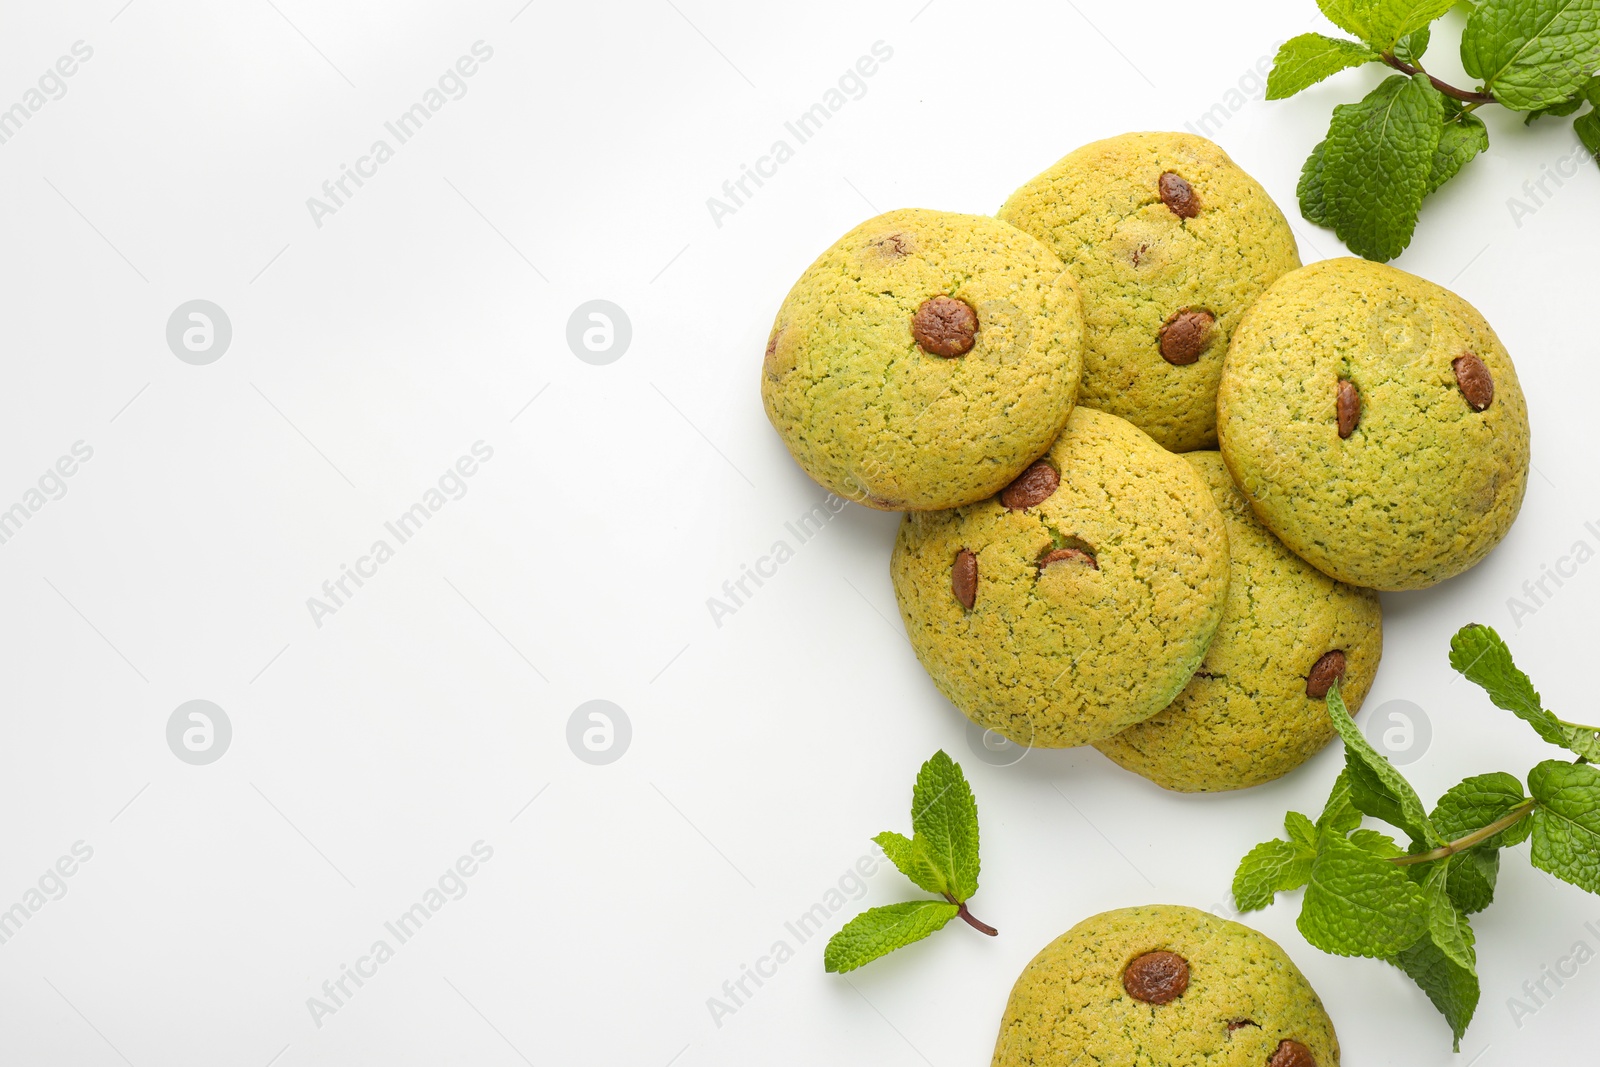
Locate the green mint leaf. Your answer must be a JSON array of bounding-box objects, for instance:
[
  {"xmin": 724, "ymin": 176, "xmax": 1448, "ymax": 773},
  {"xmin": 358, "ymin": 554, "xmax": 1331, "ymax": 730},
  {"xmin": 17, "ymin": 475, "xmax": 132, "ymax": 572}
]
[
  {"xmin": 1286, "ymin": 811, "xmax": 1318, "ymax": 848},
  {"xmin": 1461, "ymin": 0, "xmax": 1600, "ymax": 111},
  {"xmin": 1300, "ymin": 833, "xmax": 1430, "ymax": 957},
  {"xmin": 1524, "ymin": 95, "xmax": 1587, "ymax": 122},
  {"xmin": 1449, "ymin": 625, "xmax": 1582, "ymax": 754},
  {"xmin": 1233, "ymin": 838, "xmax": 1317, "ymax": 912},
  {"xmin": 1267, "ymin": 33, "xmax": 1383, "ymax": 99},
  {"xmin": 1421, "ymin": 863, "xmax": 1478, "ymax": 971},
  {"xmin": 1392, "ymin": 933, "xmax": 1480, "ymax": 1050},
  {"xmin": 1396, "ymin": 23, "xmax": 1433, "ymax": 63},
  {"xmin": 1431, "ymin": 772, "xmax": 1531, "ymax": 848},
  {"xmin": 1564, "ymin": 720, "xmax": 1600, "ymax": 761},
  {"xmin": 1328, "ymin": 683, "xmax": 1442, "ymax": 846},
  {"xmin": 1317, "ymin": 0, "xmax": 1383, "ymax": 41},
  {"xmin": 1317, "ymin": 768, "xmax": 1365, "ymax": 838},
  {"xmin": 1322, "ymin": 73, "xmax": 1445, "ymax": 261},
  {"xmin": 873, "ymin": 831, "xmax": 950, "ymax": 897},
  {"xmin": 1576, "ymin": 109, "xmax": 1600, "ymax": 171},
  {"xmin": 1428, "ymin": 109, "xmax": 1490, "ymax": 193},
  {"xmin": 823, "ymin": 900, "xmax": 961, "ymax": 973},
  {"xmin": 1299, "ymin": 139, "xmax": 1334, "ymax": 227},
  {"xmin": 1445, "ymin": 848, "xmax": 1499, "ymax": 914},
  {"xmin": 1351, "ymin": 828, "xmax": 1406, "ymax": 858},
  {"xmin": 1372, "ymin": 0, "xmax": 1459, "ymax": 50},
  {"xmin": 1527, "ymin": 759, "xmax": 1600, "ymax": 894},
  {"xmin": 910, "ymin": 750, "xmax": 980, "ymax": 903}
]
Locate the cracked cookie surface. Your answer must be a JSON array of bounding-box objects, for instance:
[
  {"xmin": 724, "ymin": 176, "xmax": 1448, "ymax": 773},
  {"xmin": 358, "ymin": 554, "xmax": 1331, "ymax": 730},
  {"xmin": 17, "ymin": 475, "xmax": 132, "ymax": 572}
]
[
  {"xmin": 999, "ymin": 132, "xmax": 1299, "ymax": 453},
  {"xmin": 762, "ymin": 208, "xmax": 1084, "ymax": 511},
  {"xmin": 1094, "ymin": 452, "xmax": 1383, "ymax": 792},
  {"xmin": 1217, "ymin": 258, "xmax": 1530, "ymax": 590},
  {"xmin": 890, "ymin": 407, "xmax": 1230, "ymax": 748},
  {"xmin": 993, "ymin": 905, "xmax": 1339, "ymax": 1067}
]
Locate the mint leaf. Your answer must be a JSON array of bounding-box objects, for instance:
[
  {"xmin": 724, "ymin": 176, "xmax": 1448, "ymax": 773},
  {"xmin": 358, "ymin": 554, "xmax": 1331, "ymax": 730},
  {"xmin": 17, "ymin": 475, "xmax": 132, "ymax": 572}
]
[
  {"xmin": 1351, "ymin": 828, "xmax": 1406, "ymax": 857},
  {"xmin": 1300, "ymin": 833, "xmax": 1430, "ymax": 957},
  {"xmin": 1396, "ymin": 23, "xmax": 1432, "ymax": 63},
  {"xmin": 1449, "ymin": 625, "xmax": 1588, "ymax": 757},
  {"xmin": 1317, "ymin": 0, "xmax": 1384, "ymax": 41},
  {"xmin": 1431, "ymin": 772, "xmax": 1531, "ymax": 848},
  {"xmin": 1393, "ymin": 933, "xmax": 1480, "ymax": 1050},
  {"xmin": 1576, "ymin": 109, "xmax": 1600, "ymax": 171},
  {"xmin": 1234, "ymin": 838, "xmax": 1317, "ymax": 912},
  {"xmin": 873, "ymin": 831, "xmax": 950, "ymax": 897},
  {"xmin": 1372, "ymin": 0, "xmax": 1459, "ymax": 50},
  {"xmin": 910, "ymin": 750, "xmax": 980, "ymax": 902},
  {"xmin": 1428, "ymin": 109, "xmax": 1490, "ymax": 193},
  {"xmin": 1317, "ymin": 768, "xmax": 1365, "ymax": 838},
  {"xmin": 1286, "ymin": 811, "xmax": 1318, "ymax": 848},
  {"xmin": 823, "ymin": 900, "xmax": 961, "ymax": 973},
  {"xmin": 1299, "ymin": 139, "xmax": 1334, "ymax": 227},
  {"xmin": 1421, "ymin": 863, "xmax": 1477, "ymax": 971},
  {"xmin": 1524, "ymin": 95, "xmax": 1587, "ymax": 122},
  {"xmin": 1528, "ymin": 759, "xmax": 1600, "ymax": 893},
  {"xmin": 1564, "ymin": 720, "xmax": 1600, "ymax": 761},
  {"xmin": 1268, "ymin": 33, "xmax": 1383, "ymax": 99},
  {"xmin": 1328, "ymin": 683, "xmax": 1442, "ymax": 846},
  {"xmin": 1446, "ymin": 849, "xmax": 1499, "ymax": 913},
  {"xmin": 1461, "ymin": 0, "xmax": 1600, "ymax": 111},
  {"xmin": 1321, "ymin": 74, "xmax": 1446, "ymax": 261}
]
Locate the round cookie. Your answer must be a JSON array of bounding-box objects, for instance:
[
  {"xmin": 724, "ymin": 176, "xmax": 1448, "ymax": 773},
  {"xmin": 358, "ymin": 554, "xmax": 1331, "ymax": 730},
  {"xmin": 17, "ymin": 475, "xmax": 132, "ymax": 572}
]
[
  {"xmin": 1094, "ymin": 452, "xmax": 1383, "ymax": 792},
  {"xmin": 891, "ymin": 407, "xmax": 1230, "ymax": 748},
  {"xmin": 998, "ymin": 132, "xmax": 1300, "ymax": 453},
  {"xmin": 1217, "ymin": 258, "xmax": 1530, "ymax": 590},
  {"xmin": 762, "ymin": 208, "xmax": 1085, "ymax": 511},
  {"xmin": 992, "ymin": 905, "xmax": 1340, "ymax": 1067}
]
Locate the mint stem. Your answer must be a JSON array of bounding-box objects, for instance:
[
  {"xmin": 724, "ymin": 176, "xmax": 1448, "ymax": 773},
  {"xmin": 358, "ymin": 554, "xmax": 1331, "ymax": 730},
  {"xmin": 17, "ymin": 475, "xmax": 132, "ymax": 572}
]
[
  {"xmin": 1381, "ymin": 54, "xmax": 1496, "ymax": 105},
  {"xmin": 943, "ymin": 893, "xmax": 998, "ymax": 936},
  {"xmin": 1390, "ymin": 799, "xmax": 1538, "ymax": 866}
]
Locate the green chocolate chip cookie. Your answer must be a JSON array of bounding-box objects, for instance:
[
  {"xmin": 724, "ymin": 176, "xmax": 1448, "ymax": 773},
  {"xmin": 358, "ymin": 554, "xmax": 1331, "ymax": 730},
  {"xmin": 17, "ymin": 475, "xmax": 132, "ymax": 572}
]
[
  {"xmin": 891, "ymin": 407, "xmax": 1230, "ymax": 748},
  {"xmin": 762, "ymin": 208, "xmax": 1085, "ymax": 511},
  {"xmin": 1094, "ymin": 452, "xmax": 1383, "ymax": 792},
  {"xmin": 993, "ymin": 905, "xmax": 1340, "ymax": 1067},
  {"xmin": 998, "ymin": 131, "xmax": 1300, "ymax": 453},
  {"xmin": 1217, "ymin": 258, "xmax": 1530, "ymax": 591}
]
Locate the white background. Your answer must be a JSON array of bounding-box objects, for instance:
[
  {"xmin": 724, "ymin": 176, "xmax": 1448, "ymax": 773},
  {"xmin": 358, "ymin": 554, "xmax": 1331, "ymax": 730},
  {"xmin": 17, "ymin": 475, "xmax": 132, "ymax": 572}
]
[{"xmin": 0, "ymin": 1, "xmax": 1596, "ymax": 1064}]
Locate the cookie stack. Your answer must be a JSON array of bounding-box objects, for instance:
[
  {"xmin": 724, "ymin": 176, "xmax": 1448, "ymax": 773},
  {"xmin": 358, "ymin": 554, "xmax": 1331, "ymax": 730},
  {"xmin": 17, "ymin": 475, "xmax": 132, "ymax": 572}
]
[{"xmin": 761, "ymin": 131, "xmax": 1531, "ymax": 794}]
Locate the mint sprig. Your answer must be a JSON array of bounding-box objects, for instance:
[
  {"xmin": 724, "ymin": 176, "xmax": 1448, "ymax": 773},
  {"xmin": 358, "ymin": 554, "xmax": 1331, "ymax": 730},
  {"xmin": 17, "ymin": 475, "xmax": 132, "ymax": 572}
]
[
  {"xmin": 824, "ymin": 751, "xmax": 995, "ymax": 974},
  {"xmin": 1268, "ymin": 0, "xmax": 1600, "ymax": 261},
  {"xmin": 1233, "ymin": 624, "xmax": 1600, "ymax": 1049}
]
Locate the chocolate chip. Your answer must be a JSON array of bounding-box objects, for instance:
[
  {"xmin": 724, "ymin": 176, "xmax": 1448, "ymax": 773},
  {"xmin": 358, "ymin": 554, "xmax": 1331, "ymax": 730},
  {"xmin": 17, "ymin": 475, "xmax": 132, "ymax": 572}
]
[
  {"xmin": 874, "ymin": 232, "xmax": 911, "ymax": 257},
  {"xmin": 1159, "ymin": 309, "xmax": 1216, "ymax": 366},
  {"xmin": 1228, "ymin": 1019, "xmax": 1259, "ymax": 1033},
  {"xmin": 1039, "ymin": 547, "xmax": 1098, "ymax": 570},
  {"xmin": 1306, "ymin": 650, "xmax": 1348, "ymax": 699},
  {"xmin": 999, "ymin": 461, "xmax": 1060, "ymax": 510},
  {"xmin": 1268, "ymin": 1039, "xmax": 1317, "ymax": 1067},
  {"xmin": 911, "ymin": 296, "xmax": 978, "ymax": 358},
  {"xmin": 1123, "ymin": 951, "xmax": 1189, "ymax": 1004},
  {"xmin": 952, "ymin": 549, "xmax": 978, "ymax": 610},
  {"xmin": 1336, "ymin": 379, "xmax": 1360, "ymax": 439},
  {"xmin": 1159, "ymin": 172, "xmax": 1201, "ymax": 218},
  {"xmin": 1454, "ymin": 353, "xmax": 1495, "ymax": 411}
]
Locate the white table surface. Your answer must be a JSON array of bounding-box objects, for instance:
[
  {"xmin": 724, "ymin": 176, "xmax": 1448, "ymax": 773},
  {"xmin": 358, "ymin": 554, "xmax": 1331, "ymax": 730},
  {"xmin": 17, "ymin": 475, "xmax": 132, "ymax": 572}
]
[{"xmin": 1, "ymin": 1, "xmax": 1596, "ymax": 1064}]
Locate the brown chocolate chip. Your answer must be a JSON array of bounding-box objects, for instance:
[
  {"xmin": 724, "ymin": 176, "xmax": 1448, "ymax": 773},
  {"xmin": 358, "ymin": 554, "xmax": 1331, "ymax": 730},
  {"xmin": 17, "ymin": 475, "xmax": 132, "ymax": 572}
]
[
  {"xmin": 1159, "ymin": 309, "xmax": 1216, "ymax": 366},
  {"xmin": 1305, "ymin": 650, "xmax": 1348, "ymax": 699},
  {"xmin": 1268, "ymin": 1039, "xmax": 1317, "ymax": 1067},
  {"xmin": 911, "ymin": 296, "xmax": 978, "ymax": 358},
  {"xmin": 952, "ymin": 549, "xmax": 978, "ymax": 610},
  {"xmin": 1159, "ymin": 172, "xmax": 1201, "ymax": 218},
  {"xmin": 999, "ymin": 461, "xmax": 1060, "ymax": 510},
  {"xmin": 1227, "ymin": 1019, "xmax": 1259, "ymax": 1033},
  {"xmin": 1039, "ymin": 547, "xmax": 1098, "ymax": 570},
  {"xmin": 873, "ymin": 232, "xmax": 911, "ymax": 257},
  {"xmin": 1336, "ymin": 379, "xmax": 1361, "ymax": 439},
  {"xmin": 1123, "ymin": 951, "xmax": 1189, "ymax": 1004},
  {"xmin": 1453, "ymin": 353, "xmax": 1495, "ymax": 411}
]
